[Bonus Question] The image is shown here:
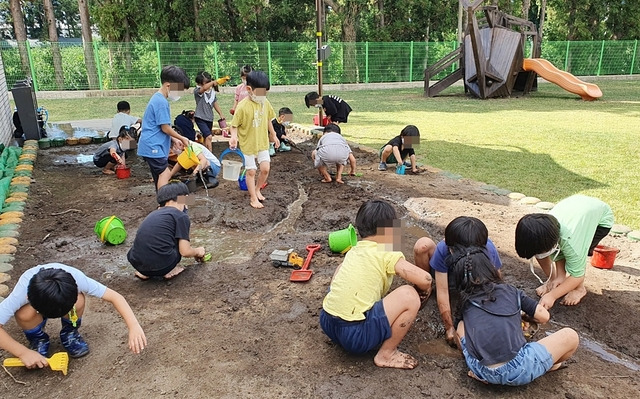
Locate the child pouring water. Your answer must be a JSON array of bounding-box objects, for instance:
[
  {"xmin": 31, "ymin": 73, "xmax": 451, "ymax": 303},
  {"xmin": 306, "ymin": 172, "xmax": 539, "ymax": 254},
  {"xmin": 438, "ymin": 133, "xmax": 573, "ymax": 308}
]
[{"xmin": 448, "ymin": 245, "xmax": 579, "ymax": 386}]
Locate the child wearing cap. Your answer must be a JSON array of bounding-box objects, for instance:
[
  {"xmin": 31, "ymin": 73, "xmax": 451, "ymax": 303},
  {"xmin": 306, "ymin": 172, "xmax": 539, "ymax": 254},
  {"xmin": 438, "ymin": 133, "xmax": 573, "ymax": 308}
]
[{"xmin": 127, "ymin": 181, "xmax": 206, "ymax": 280}]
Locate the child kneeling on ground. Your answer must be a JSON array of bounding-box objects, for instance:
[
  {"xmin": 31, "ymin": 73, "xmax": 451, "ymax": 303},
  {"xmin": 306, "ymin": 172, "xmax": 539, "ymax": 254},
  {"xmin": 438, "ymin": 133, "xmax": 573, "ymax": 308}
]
[
  {"xmin": 379, "ymin": 125, "xmax": 420, "ymax": 173},
  {"xmin": 170, "ymin": 141, "xmax": 220, "ymax": 189},
  {"xmin": 320, "ymin": 199, "xmax": 432, "ymax": 369},
  {"xmin": 311, "ymin": 123, "xmax": 357, "ymax": 183},
  {"xmin": 449, "ymin": 245, "xmax": 579, "ymax": 386},
  {"xmin": 93, "ymin": 127, "xmax": 132, "ymax": 175},
  {"xmin": 0, "ymin": 263, "xmax": 146, "ymax": 367},
  {"xmin": 127, "ymin": 182, "xmax": 206, "ymax": 280}
]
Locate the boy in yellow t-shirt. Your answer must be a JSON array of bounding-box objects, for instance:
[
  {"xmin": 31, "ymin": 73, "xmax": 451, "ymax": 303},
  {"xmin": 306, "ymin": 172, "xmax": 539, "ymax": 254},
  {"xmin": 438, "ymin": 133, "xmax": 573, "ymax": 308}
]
[
  {"xmin": 320, "ymin": 199, "xmax": 432, "ymax": 369},
  {"xmin": 229, "ymin": 70, "xmax": 279, "ymax": 209}
]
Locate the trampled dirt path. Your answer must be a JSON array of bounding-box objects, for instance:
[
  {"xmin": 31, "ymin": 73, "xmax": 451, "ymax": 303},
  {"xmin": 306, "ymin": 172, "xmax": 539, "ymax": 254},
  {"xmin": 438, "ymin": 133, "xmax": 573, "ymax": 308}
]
[{"xmin": 2, "ymin": 135, "xmax": 639, "ymax": 398}]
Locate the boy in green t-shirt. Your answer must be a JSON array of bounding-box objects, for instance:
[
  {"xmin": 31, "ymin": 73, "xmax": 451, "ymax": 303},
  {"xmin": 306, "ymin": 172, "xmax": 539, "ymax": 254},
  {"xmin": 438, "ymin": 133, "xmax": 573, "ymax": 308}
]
[
  {"xmin": 320, "ymin": 199, "xmax": 432, "ymax": 369},
  {"xmin": 229, "ymin": 70, "xmax": 279, "ymax": 209}
]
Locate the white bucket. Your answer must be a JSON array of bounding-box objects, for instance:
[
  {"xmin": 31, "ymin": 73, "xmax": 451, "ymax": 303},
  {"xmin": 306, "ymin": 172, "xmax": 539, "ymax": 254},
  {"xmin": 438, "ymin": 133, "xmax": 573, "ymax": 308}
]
[{"xmin": 222, "ymin": 160, "xmax": 242, "ymax": 181}]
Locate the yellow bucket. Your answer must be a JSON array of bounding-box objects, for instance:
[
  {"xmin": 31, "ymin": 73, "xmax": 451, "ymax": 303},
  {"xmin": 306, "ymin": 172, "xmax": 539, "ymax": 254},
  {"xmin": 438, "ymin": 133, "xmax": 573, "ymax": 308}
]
[{"xmin": 177, "ymin": 146, "xmax": 200, "ymax": 169}]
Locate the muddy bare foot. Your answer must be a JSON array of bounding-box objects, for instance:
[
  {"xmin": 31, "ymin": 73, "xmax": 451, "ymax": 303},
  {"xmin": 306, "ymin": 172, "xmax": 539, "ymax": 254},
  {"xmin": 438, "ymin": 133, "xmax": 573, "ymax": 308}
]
[
  {"xmin": 536, "ymin": 282, "xmax": 551, "ymax": 297},
  {"xmin": 163, "ymin": 266, "xmax": 185, "ymax": 280},
  {"xmin": 256, "ymin": 192, "xmax": 266, "ymax": 201},
  {"xmin": 336, "ymin": 179, "xmax": 344, "ymax": 184},
  {"xmin": 374, "ymin": 350, "xmax": 418, "ymax": 369},
  {"xmin": 250, "ymin": 200, "xmax": 265, "ymax": 209},
  {"xmin": 103, "ymin": 169, "xmax": 115, "ymax": 175},
  {"xmin": 549, "ymin": 362, "xmax": 568, "ymax": 371},
  {"xmin": 467, "ymin": 370, "xmax": 488, "ymax": 384},
  {"xmin": 560, "ymin": 286, "xmax": 587, "ymax": 306},
  {"xmin": 320, "ymin": 178, "xmax": 332, "ymax": 183},
  {"xmin": 134, "ymin": 271, "xmax": 150, "ymax": 280}
]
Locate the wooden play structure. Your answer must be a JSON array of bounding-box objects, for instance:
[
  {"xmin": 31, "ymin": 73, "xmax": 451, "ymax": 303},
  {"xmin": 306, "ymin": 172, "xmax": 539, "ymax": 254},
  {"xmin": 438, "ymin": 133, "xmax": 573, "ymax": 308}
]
[{"xmin": 424, "ymin": 0, "xmax": 602, "ymax": 101}]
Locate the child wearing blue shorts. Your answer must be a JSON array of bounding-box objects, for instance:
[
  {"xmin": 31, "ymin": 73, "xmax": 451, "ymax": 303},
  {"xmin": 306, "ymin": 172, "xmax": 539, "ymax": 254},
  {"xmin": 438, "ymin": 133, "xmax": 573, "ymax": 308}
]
[
  {"xmin": 448, "ymin": 245, "xmax": 579, "ymax": 386},
  {"xmin": 319, "ymin": 199, "xmax": 432, "ymax": 369}
]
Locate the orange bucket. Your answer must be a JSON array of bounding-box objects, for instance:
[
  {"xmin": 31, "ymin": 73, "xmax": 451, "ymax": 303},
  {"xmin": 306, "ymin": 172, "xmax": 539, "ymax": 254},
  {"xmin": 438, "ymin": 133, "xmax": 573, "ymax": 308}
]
[
  {"xmin": 115, "ymin": 165, "xmax": 131, "ymax": 179},
  {"xmin": 590, "ymin": 245, "xmax": 619, "ymax": 269}
]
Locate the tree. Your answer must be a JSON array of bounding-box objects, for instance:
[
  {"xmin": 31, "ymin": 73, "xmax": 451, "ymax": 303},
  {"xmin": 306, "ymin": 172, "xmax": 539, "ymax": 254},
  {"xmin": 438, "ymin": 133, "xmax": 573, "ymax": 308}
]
[
  {"xmin": 78, "ymin": 0, "xmax": 99, "ymax": 89},
  {"xmin": 43, "ymin": 0, "xmax": 64, "ymax": 89},
  {"xmin": 9, "ymin": 0, "xmax": 30, "ymax": 76}
]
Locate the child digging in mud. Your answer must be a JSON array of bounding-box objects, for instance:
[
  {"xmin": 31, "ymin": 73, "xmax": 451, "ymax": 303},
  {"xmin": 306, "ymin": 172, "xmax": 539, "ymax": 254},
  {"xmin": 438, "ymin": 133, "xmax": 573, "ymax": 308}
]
[
  {"xmin": 449, "ymin": 245, "xmax": 579, "ymax": 386},
  {"xmin": 127, "ymin": 181, "xmax": 206, "ymax": 280},
  {"xmin": 311, "ymin": 123, "xmax": 356, "ymax": 183},
  {"xmin": 319, "ymin": 199, "xmax": 432, "ymax": 369},
  {"xmin": 515, "ymin": 194, "xmax": 614, "ymax": 309},
  {"xmin": 0, "ymin": 264, "xmax": 146, "ymax": 367}
]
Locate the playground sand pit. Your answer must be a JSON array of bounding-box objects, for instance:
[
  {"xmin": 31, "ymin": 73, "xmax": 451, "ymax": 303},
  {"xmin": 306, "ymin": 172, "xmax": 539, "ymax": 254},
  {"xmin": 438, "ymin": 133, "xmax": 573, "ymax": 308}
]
[{"xmin": 3, "ymin": 138, "xmax": 640, "ymax": 398}]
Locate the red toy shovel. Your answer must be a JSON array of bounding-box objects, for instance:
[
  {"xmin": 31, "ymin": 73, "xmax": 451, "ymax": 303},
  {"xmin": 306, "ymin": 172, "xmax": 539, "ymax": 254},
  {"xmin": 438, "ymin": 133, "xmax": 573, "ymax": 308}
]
[{"xmin": 290, "ymin": 244, "xmax": 321, "ymax": 282}]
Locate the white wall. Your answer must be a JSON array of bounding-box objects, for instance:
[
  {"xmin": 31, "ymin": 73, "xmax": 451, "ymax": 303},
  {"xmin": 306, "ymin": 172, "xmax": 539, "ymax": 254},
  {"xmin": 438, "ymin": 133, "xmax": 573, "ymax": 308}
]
[{"xmin": 0, "ymin": 53, "xmax": 13, "ymax": 146}]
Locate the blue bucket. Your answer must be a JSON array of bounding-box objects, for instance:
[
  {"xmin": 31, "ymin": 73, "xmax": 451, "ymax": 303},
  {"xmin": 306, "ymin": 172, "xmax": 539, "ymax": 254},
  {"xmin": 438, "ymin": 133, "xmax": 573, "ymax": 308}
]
[{"xmin": 238, "ymin": 170, "xmax": 248, "ymax": 191}]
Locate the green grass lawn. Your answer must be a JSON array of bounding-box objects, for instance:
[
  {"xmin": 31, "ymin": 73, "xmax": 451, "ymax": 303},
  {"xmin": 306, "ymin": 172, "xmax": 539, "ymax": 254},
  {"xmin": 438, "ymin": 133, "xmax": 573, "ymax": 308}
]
[{"xmin": 34, "ymin": 78, "xmax": 640, "ymax": 227}]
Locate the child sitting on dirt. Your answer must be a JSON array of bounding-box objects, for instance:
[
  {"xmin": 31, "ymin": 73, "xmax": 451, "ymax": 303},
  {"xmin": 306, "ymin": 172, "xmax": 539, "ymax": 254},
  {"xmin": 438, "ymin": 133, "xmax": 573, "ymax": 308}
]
[
  {"xmin": 93, "ymin": 127, "xmax": 132, "ymax": 175},
  {"xmin": 109, "ymin": 101, "xmax": 141, "ymax": 139},
  {"xmin": 229, "ymin": 70, "xmax": 280, "ymax": 209},
  {"xmin": 311, "ymin": 123, "xmax": 356, "ymax": 184},
  {"xmin": 174, "ymin": 110, "xmax": 199, "ymax": 142},
  {"xmin": 449, "ymin": 245, "xmax": 579, "ymax": 386},
  {"xmin": 0, "ymin": 263, "xmax": 146, "ymax": 367},
  {"xmin": 515, "ymin": 194, "xmax": 614, "ymax": 310},
  {"xmin": 127, "ymin": 182, "xmax": 206, "ymax": 280},
  {"xmin": 170, "ymin": 141, "xmax": 220, "ymax": 189},
  {"xmin": 320, "ymin": 199, "xmax": 432, "ymax": 369},
  {"xmin": 271, "ymin": 107, "xmax": 293, "ymax": 152},
  {"xmin": 413, "ymin": 216, "xmax": 502, "ymax": 348},
  {"xmin": 378, "ymin": 125, "xmax": 420, "ymax": 173}
]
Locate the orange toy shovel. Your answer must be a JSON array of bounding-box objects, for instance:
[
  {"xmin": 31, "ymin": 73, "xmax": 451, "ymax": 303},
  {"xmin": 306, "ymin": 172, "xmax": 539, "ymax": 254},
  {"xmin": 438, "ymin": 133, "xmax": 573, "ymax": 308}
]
[
  {"xmin": 290, "ymin": 244, "xmax": 321, "ymax": 282},
  {"xmin": 3, "ymin": 352, "xmax": 69, "ymax": 375}
]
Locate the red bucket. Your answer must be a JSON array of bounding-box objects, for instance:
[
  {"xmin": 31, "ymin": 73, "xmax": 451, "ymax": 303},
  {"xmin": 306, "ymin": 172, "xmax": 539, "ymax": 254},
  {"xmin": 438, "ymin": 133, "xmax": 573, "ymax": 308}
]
[
  {"xmin": 590, "ymin": 245, "xmax": 619, "ymax": 269},
  {"xmin": 115, "ymin": 165, "xmax": 131, "ymax": 179},
  {"xmin": 313, "ymin": 115, "xmax": 330, "ymax": 126}
]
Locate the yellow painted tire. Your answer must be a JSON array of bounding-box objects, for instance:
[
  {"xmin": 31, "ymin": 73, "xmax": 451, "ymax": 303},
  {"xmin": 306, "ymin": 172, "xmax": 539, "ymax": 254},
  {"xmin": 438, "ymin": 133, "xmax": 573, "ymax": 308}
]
[
  {"xmin": 4, "ymin": 198, "xmax": 26, "ymax": 203},
  {"xmin": 15, "ymin": 165, "xmax": 33, "ymax": 172},
  {"xmin": 8, "ymin": 192, "xmax": 28, "ymax": 199},
  {"xmin": 0, "ymin": 218, "xmax": 22, "ymax": 225},
  {"xmin": 0, "ymin": 245, "xmax": 17, "ymax": 254},
  {"xmin": 0, "ymin": 212, "xmax": 24, "ymax": 219},
  {"xmin": 0, "ymin": 237, "xmax": 18, "ymax": 246},
  {"xmin": 11, "ymin": 177, "xmax": 31, "ymax": 185}
]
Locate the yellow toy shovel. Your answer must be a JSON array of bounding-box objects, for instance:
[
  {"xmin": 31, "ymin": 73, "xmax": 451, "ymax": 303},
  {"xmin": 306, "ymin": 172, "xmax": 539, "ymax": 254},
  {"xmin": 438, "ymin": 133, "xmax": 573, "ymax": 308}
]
[{"xmin": 3, "ymin": 352, "xmax": 69, "ymax": 375}]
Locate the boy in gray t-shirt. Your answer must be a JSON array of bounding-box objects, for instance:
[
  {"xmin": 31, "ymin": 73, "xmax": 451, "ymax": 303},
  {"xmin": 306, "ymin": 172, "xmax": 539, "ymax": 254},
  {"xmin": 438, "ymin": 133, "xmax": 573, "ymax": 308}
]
[{"xmin": 311, "ymin": 123, "xmax": 356, "ymax": 184}]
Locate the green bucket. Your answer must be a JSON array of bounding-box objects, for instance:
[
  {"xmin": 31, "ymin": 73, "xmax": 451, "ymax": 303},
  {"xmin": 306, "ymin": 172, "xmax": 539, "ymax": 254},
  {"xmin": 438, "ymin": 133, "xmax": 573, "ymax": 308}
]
[
  {"xmin": 328, "ymin": 224, "xmax": 358, "ymax": 253},
  {"xmin": 94, "ymin": 215, "xmax": 127, "ymax": 245}
]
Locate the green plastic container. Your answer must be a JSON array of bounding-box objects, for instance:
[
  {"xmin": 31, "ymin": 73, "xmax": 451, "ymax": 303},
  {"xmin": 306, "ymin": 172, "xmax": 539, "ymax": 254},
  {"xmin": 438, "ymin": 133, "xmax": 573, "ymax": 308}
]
[
  {"xmin": 328, "ymin": 224, "xmax": 358, "ymax": 253},
  {"xmin": 38, "ymin": 138, "xmax": 51, "ymax": 149},
  {"xmin": 94, "ymin": 216, "xmax": 127, "ymax": 245}
]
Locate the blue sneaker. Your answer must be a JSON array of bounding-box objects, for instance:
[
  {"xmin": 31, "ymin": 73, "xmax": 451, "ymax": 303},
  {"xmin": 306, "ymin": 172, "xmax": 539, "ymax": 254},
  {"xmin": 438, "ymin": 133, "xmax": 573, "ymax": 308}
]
[
  {"xmin": 60, "ymin": 319, "xmax": 90, "ymax": 358},
  {"xmin": 23, "ymin": 319, "xmax": 50, "ymax": 357},
  {"xmin": 378, "ymin": 162, "xmax": 387, "ymax": 171}
]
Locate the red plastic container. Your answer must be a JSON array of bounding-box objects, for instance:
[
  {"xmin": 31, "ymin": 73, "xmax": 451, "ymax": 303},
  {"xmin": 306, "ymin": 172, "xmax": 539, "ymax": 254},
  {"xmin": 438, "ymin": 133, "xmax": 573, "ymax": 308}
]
[
  {"xmin": 590, "ymin": 245, "xmax": 619, "ymax": 269},
  {"xmin": 115, "ymin": 165, "xmax": 131, "ymax": 179},
  {"xmin": 313, "ymin": 115, "xmax": 330, "ymax": 126}
]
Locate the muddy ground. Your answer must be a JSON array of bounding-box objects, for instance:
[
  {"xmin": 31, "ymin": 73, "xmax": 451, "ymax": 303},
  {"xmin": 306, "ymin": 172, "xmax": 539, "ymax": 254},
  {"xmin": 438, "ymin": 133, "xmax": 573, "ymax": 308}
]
[{"xmin": 2, "ymin": 134, "xmax": 639, "ymax": 398}]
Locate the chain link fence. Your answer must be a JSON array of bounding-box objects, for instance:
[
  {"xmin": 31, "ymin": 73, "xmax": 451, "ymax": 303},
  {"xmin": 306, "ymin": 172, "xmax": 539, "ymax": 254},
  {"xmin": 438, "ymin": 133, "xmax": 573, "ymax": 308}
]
[{"xmin": 1, "ymin": 40, "xmax": 639, "ymax": 92}]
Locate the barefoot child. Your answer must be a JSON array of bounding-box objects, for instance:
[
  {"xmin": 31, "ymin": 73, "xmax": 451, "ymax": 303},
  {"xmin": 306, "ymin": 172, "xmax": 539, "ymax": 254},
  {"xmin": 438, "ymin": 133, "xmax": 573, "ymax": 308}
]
[
  {"xmin": 0, "ymin": 264, "xmax": 146, "ymax": 367},
  {"xmin": 320, "ymin": 199, "xmax": 432, "ymax": 369},
  {"xmin": 413, "ymin": 216, "xmax": 502, "ymax": 347},
  {"xmin": 93, "ymin": 127, "xmax": 132, "ymax": 174},
  {"xmin": 378, "ymin": 125, "xmax": 420, "ymax": 173},
  {"xmin": 311, "ymin": 123, "xmax": 356, "ymax": 183},
  {"xmin": 127, "ymin": 182, "xmax": 206, "ymax": 280},
  {"xmin": 449, "ymin": 245, "xmax": 579, "ymax": 386},
  {"xmin": 515, "ymin": 195, "xmax": 614, "ymax": 309},
  {"xmin": 228, "ymin": 70, "xmax": 279, "ymax": 209}
]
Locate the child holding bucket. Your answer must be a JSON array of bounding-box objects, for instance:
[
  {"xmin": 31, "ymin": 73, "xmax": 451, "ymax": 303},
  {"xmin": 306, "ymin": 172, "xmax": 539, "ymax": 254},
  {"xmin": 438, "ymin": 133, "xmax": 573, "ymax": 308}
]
[
  {"xmin": 93, "ymin": 127, "xmax": 132, "ymax": 175},
  {"xmin": 229, "ymin": 70, "xmax": 279, "ymax": 209},
  {"xmin": 0, "ymin": 263, "xmax": 146, "ymax": 366},
  {"xmin": 127, "ymin": 182, "xmax": 206, "ymax": 280},
  {"xmin": 413, "ymin": 216, "xmax": 503, "ymax": 348},
  {"xmin": 515, "ymin": 195, "xmax": 614, "ymax": 309},
  {"xmin": 320, "ymin": 199, "xmax": 432, "ymax": 369},
  {"xmin": 448, "ymin": 245, "xmax": 579, "ymax": 386},
  {"xmin": 170, "ymin": 142, "xmax": 220, "ymax": 189},
  {"xmin": 311, "ymin": 123, "xmax": 357, "ymax": 184}
]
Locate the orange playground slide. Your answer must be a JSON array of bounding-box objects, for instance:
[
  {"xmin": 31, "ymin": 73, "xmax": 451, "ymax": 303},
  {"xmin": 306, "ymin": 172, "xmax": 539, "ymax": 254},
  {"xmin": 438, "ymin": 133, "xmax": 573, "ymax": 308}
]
[{"xmin": 522, "ymin": 58, "xmax": 603, "ymax": 101}]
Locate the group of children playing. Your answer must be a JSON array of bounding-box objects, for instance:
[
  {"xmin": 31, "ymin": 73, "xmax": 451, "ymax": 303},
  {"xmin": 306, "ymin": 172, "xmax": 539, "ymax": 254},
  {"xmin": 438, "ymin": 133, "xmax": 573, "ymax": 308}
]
[{"xmin": 321, "ymin": 194, "xmax": 613, "ymax": 386}]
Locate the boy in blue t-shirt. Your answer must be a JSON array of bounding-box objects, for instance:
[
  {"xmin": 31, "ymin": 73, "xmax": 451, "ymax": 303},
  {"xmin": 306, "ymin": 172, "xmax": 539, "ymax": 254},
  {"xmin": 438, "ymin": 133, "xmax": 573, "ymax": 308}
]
[
  {"xmin": 138, "ymin": 65, "xmax": 191, "ymax": 189},
  {"xmin": 413, "ymin": 216, "xmax": 502, "ymax": 347}
]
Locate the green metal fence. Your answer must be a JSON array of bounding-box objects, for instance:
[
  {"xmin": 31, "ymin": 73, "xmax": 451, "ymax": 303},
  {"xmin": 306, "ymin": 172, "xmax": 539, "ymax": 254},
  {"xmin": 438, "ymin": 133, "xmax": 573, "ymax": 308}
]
[{"xmin": 1, "ymin": 40, "xmax": 639, "ymax": 92}]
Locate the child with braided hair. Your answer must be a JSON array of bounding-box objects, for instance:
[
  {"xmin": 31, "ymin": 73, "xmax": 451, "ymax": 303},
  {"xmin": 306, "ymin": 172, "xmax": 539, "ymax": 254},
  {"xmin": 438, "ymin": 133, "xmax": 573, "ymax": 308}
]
[{"xmin": 449, "ymin": 245, "xmax": 579, "ymax": 386}]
